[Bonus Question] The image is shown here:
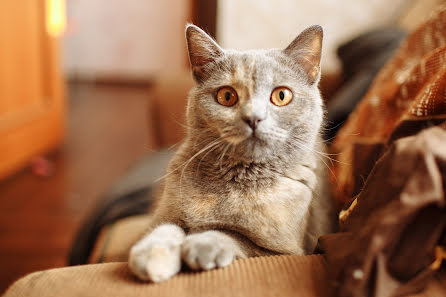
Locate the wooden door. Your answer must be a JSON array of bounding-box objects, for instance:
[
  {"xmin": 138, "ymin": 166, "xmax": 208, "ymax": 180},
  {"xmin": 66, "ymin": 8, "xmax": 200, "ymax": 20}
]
[{"xmin": 0, "ymin": 1, "xmax": 65, "ymax": 180}]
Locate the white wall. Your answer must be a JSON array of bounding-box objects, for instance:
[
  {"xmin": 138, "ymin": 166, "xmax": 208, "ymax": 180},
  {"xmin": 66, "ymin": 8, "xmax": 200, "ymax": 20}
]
[
  {"xmin": 217, "ymin": 0, "xmax": 408, "ymax": 73},
  {"xmin": 63, "ymin": 0, "xmax": 190, "ymax": 80}
]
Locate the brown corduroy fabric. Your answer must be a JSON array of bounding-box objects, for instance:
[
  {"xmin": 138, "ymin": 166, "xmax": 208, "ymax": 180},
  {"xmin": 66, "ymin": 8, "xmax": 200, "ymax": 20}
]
[
  {"xmin": 3, "ymin": 255, "xmax": 332, "ymax": 297},
  {"xmin": 2, "ymin": 217, "xmax": 334, "ymax": 297}
]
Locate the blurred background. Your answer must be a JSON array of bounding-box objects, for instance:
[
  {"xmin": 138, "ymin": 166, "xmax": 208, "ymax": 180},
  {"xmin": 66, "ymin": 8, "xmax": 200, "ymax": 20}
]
[{"xmin": 0, "ymin": 0, "xmax": 442, "ymax": 293}]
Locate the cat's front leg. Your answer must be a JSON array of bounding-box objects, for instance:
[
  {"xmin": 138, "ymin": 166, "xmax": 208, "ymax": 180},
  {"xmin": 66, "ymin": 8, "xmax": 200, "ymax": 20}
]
[
  {"xmin": 129, "ymin": 224, "xmax": 185, "ymax": 282},
  {"xmin": 181, "ymin": 230, "xmax": 247, "ymax": 270}
]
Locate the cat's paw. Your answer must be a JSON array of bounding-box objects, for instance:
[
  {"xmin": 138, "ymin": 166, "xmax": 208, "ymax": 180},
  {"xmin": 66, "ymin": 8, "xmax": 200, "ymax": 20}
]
[
  {"xmin": 181, "ymin": 232, "xmax": 235, "ymax": 270},
  {"xmin": 129, "ymin": 243, "xmax": 181, "ymax": 282},
  {"xmin": 128, "ymin": 224, "xmax": 185, "ymax": 282}
]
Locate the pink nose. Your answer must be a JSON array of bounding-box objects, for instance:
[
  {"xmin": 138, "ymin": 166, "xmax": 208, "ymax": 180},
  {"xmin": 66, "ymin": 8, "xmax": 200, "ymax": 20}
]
[{"xmin": 242, "ymin": 116, "xmax": 263, "ymax": 130}]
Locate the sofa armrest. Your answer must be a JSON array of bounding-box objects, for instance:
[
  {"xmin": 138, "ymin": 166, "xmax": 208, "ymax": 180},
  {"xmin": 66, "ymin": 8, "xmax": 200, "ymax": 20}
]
[{"xmin": 4, "ymin": 254, "xmax": 331, "ymax": 297}]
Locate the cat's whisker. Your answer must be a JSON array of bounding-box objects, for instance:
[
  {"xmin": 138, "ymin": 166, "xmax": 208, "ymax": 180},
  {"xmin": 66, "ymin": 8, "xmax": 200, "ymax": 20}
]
[
  {"xmin": 192, "ymin": 130, "xmax": 221, "ymax": 149},
  {"xmin": 315, "ymin": 135, "xmax": 338, "ymax": 144},
  {"xmin": 265, "ymin": 134, "xmax": 287, "ymax": 143},
  {"xmin": 170, "ymin": 118, "xmax": 191, "ymax": 130},
  {"xmin": 292, "ymin": 140, "xmax": 347, "ymax": 166},
  {"xmin": 179, "ymin": 138, "xmax": 225, "ymax": 199},
  {"xmin": 167, "ymin": 142, "xmax": 180, "ymax": 151},
  {"xmin": 155, "ymin": 138, "xmax": 224, "ymax": 183},
  {"xmin": 181, "ymin": 139, "xmax": 225, "ymax": 176},
  {"xmin": 287, "ymin": 139, "xmax": 337, "ymax": 178},
  {"xmin": 270, "ymin": 127, "xmax": 289, "ymax": 137},
  {"xmin": 321, "ymin": 121, "xmax": 345, "ymax": 132},
  {"xmin": 290, "ymin": 136, "xmax": 342, "ymax": 157},
  {"xmin": 197, "ymin": 141, "xmax": 226, "ymax": 172},
  {"xmin": 194, "ymin": 131, "xmax": 245, "ymax": 173},
  {"xmin": 218, "ymin": 142, "xmax": 232, "ymax": 170},
  {"xmin": 230, "ymin": 143, "xmax": 236, "ymax": 157}
]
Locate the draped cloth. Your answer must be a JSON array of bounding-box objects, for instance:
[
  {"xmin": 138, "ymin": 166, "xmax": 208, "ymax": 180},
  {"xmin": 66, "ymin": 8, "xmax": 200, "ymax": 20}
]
[{"xmin": 321, "ymin": 4, "xmax": 446, "ymax": 297}]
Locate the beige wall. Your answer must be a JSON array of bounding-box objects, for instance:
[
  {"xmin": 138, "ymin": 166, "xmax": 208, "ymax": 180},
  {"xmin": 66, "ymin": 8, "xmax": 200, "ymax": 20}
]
[
  {"xmin": 63, "ymin": 0, "xmax": 190, "ymax": 80},
  {"xmin": 217, "ymin": 0, "xmax": 408, "ymax": 73}
]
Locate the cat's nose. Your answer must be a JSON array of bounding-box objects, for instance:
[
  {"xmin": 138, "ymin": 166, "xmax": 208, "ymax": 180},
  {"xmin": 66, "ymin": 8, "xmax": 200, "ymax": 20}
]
[{"xmin": 242, "ymin": 115, "xmax": 263, "ymax": 130}]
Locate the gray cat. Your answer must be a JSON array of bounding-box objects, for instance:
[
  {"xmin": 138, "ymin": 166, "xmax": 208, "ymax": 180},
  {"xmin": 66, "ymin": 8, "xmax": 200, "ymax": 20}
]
[{"xmin": 129, "ymin": 24, "xmax": 337, "ymax": 282}]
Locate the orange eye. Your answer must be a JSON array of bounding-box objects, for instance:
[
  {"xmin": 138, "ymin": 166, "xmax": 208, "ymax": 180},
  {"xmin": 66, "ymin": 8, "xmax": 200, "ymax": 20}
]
[
  {"xmin": 271, "ymin": 87, "xmax": 293, "ymax": 106},
  {"xmin": 216, "ymin": 87, "xmax": 238, "ymax": 106}
]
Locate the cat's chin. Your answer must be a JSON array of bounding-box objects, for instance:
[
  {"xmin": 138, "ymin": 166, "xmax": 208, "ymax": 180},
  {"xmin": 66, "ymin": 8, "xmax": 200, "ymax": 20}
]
[
  {"xmin": 220, "ymin": 130, "xmax": 286, "ymax": 163},
  {"xmin": 236, "ymin": 137, "xmax": 276, "ymax": 162}
]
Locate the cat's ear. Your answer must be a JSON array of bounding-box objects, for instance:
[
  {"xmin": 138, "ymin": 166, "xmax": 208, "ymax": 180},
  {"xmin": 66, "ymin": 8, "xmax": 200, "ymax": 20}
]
[
  {"xmin": 284, "ymin": 25, "xmax": 323, "ymax": 85},
  {"xmin": 186, "ymin": 24, "xmax": 223, "ymax": 83}
]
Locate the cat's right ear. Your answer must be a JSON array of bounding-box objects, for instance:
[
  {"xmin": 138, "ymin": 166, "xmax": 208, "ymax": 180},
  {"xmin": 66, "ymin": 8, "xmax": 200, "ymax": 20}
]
[{"xmin": 186, "ymin": 24, "xmax": 223, "ymax": 83}]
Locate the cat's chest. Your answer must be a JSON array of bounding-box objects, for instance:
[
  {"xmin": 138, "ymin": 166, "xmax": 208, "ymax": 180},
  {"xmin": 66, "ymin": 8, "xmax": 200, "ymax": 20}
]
[{"xmin": 183, "ymin": 175, "xmax": 315, "ymax": 254}]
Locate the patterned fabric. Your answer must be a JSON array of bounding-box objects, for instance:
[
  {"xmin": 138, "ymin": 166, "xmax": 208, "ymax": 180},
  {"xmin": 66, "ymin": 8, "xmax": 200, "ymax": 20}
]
[{"xmin": 332, "ymin": 4, "xmax": 446, "ymax": 207}]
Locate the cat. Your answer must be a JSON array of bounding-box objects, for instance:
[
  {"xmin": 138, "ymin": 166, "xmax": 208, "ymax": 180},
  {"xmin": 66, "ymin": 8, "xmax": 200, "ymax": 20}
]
[{"xmin": 129, "ymin": 24, "xmax": 337, "ymax": 282}]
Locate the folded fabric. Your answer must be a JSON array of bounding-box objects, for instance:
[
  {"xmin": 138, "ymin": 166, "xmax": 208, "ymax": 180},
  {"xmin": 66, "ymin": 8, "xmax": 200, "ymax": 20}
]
[
  {"xmin": 320, "ymin": 126, "xmax": 446, "ymax": 297},
  {"xmin": 332, "ymin": 4, "xmax": 446, "ymax": 208},
  {"xmin": 322, "ymin": 3, "xmax": 446, "ymax": 297}
]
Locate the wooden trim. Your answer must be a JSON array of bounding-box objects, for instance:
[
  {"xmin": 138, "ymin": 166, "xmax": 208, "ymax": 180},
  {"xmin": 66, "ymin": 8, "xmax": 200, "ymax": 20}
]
[
  {"xmin": 67, "ymin": 76, "xmax": 153, "ymax": 89},
  {"xmin": 191, "ymin": 0, "xmax": 217, "ymax": 38}
]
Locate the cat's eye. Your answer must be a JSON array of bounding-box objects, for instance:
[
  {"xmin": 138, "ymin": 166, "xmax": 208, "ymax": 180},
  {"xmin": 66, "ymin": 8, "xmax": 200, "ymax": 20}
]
[
  {"xmin": 271, "ymin": 87, "xmax": 293, "ymax": 106},
  {"xmin": 216, "ymin": 86, "xmax": 238, "ymax": 107}
]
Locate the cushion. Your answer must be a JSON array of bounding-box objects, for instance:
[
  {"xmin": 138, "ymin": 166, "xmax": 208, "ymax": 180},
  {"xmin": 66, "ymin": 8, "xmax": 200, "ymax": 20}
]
[{"xmin": 90, "ymin": 215, "xmax": 150, "ymax": 263}]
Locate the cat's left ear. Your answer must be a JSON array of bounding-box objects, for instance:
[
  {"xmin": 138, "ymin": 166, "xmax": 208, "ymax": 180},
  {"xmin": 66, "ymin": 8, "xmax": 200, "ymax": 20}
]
[
  {"xmin": 186, "ymin": 24, "xmax": 224, "ymax": 83},
  {"xmin": 284, "ymin": 25, "xmax": 323, "ymax": 85}
]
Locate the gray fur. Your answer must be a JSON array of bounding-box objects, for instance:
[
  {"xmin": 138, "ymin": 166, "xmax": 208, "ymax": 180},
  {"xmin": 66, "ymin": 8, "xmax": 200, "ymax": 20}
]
[{"xmin": 129, "ymin": 24, "xmax": 337, "ymax": 282}]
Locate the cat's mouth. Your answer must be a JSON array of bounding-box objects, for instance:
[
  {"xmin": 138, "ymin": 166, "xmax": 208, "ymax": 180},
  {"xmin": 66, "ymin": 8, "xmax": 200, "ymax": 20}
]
[
  {"xmin": 245, "ymin": 133, "xmax": 268, "ymax": 147},
  {"xmin": 249, "ymin": 129, "xmax": 269, "ymax": 142},
  {"xmin": 221, "ymin": 129, "xmax": 269, "ymax": 148}
]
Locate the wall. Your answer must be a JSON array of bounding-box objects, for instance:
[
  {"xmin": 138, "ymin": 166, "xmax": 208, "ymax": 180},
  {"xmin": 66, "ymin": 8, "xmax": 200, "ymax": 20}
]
[
  {"xmin": 217, "ymin": 0, "xmax": 408, "ymax": 73},
  {"xmin": 63, "ymin": 0, "xmax": 190, "ymax": 80}
]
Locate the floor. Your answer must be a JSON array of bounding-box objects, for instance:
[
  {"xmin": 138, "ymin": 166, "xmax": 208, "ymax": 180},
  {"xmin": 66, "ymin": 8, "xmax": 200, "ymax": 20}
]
[{"xmin": 0, "ymin": 83, "xmax": 155, "ymax": 294}]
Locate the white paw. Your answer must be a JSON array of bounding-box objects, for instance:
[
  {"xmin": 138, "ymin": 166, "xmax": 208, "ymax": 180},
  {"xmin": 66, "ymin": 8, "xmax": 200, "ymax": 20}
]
[
  {"xmin": 128, "ymin": 224, "xmax": 185, "ymax": 282},
  {"xmin": 181, "ymin": 232, "xmax": 235, "ymax": 270},
  {"xmin": 129, "ymin": 243, "xmax": 181, "ymax": 282}
]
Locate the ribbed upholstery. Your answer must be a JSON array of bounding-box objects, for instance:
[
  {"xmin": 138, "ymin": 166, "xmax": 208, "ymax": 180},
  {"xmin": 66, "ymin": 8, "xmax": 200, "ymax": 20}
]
[{"xmin": 3, "ymin": 255, "xmax": 332, "ymax": 297}]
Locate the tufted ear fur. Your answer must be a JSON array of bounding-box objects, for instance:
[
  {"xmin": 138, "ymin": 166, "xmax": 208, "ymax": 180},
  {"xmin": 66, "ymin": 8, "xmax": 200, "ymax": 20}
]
[
  {"xmin": 284, "ymin": 25, "xmax": 323, "ymax": 85},
  {"xmin": 185, "ymin": 24, "xmax": 224, "ymax": 83}
]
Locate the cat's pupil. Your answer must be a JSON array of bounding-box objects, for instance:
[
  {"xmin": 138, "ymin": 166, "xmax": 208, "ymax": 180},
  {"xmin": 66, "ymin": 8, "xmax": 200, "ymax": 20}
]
[
  {"xmin": 225, "ymin": 91, "xmax": 230, "ymax": 101},
  {"xmin": 279, "ymin": 91, "xmax": 284, "ymax": 100}
]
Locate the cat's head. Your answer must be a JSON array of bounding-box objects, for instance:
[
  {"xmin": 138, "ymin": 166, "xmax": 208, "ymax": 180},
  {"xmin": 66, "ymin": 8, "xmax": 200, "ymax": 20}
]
[{"xmin": 185, "ymin": 24, "xmax": 324, "ymax": 163}]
